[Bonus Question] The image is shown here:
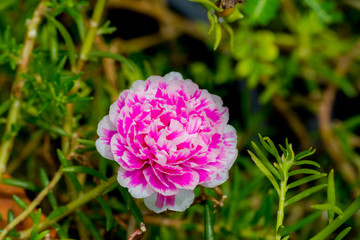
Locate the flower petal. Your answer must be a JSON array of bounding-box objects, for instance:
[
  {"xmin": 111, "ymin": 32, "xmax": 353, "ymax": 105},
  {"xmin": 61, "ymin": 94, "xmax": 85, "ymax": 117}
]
[
  {"xmin": 144, "ymin": 189, "xmax": 194, "ymax": 213},
  {"xmin": 167, "ymin": 170, "xmax": 199, "ymax": 190},
  {"xmin": 117, "ymin": 167, "xmax": 155, "ymax": 199},
  {"xmin": 201, "ymin": 170, "xmax": 229, "ymax": 188},
  {"xmin": 143, "ymin": 166, "xmax": 178, "ymax": 196},
  {"xmin": 96, "ymin": 115, "xmax": 117, "ymax": 160},
  {"xmin": 164, "ymin": 72, "xmax": 184, "ymax": 81},
  {"xmin": 222, "ymin": 125, "xmax": 238, "ymax": 170}
]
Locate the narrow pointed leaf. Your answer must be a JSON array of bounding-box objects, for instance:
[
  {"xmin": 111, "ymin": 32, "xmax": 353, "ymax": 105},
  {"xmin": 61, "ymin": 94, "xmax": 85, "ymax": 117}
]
[
  {"xmin": 52, "ymin": 223, "xmax": 69, "ymax": 239},
  {"xmin": 204, "ymin": 204, "xmax": 215, "ymax": 240},
  {"xmin": 77, "ymin": 210, "xmax": 102, "ymax": 240},
  {"xmin": 289, "ymin": 169, "xmax": 321, "ymax": 176},
  {"xmin": 295, "ymin": 160, "xmax": 320, "ymax": 168},
  {"xmin": 34, "ymin": 230, "xmax": 50, "ymax": 240},
  {"xmin": 213, "ymin": 23, "xmax": 222, "ymax": 50},
  {"xmin": 334, "ymin": 227, "xmax": 352, "ymax": 240},
  {"xmin": 207, "ymin": 11, "xmax": 216, "ymax": 35},
  {"xmin": 282, "ymin": 211, "xmax": 321, "ymax": 235},
  {"xmin": 251, "ymin": 141, "xmax": 280, "ymax": 179},
  {"xmin": 311, "ymin": 204, "xmax": 343, "ymax": 216},
  {"xmin": 39, "ymin": 168, "xmax": 58, "ymax": 209},
  {"xmin": 222, "ymin": 22, "xmax": 234, "ymax": 51},
  {"xmin": 48, "ymin": 17, "xmax": 76, "ymax": 71},
  {"xmin": 294, "ymin": 148, "xmax": 316, "ymax": 161},
  {"xmin": 48, "ymin": 206, "xmax": 69, "ymax": 220},
  {"xmin": 262, "ymin": 136, "xmax": 281, "ymax": 163},
  {"xmin": 62, "ymin": 166, "xmax": 107, "ymax": 181},
  {"xmin": 12, "ymin": 195, "xmax": 36, "ymax": 219},
  {"xmin": 328, "ymin": 169, "xmax": 336, "ymax": 223},
  {"xmin": 286, "ymin": 184, "xmax": 327, "ymax": 206},
  {"xmin": 287, "ymin": 174, "xmax": 327, "ymax": 189},
  {"xmin": 57, "ymin": 149, "xmax": 82, "ymax": 192},
  {"xmin": 248, "ymin": 150, "xmax": 280, "ymax": 194},
  {"xmin": 76, "ymin": 138, "xmax": 96, "ymax": 148},
  {"xmin": 0, "ymin": 178, "xmax": 41, "ymax": 192},
  {"xmin": 96, "ymin": 196, "xmax": 113, "ymax": 231},
  {"xmin": 30, "ymin": 209, "xmax": 42, "ymax": 240},
  {"xmin": 118, "ymin": 187, "xmax": 143, "ymax": 224}
]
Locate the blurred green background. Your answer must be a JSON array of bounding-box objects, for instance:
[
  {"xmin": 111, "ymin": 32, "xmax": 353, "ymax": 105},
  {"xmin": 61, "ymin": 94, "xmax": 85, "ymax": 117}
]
[{"xmin": 1, "ymin": 0, "xmax": 360, "ymax": 239}]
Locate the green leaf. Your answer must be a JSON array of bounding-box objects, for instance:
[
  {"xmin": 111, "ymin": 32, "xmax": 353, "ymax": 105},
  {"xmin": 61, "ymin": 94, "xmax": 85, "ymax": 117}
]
[
  {"xmin": 311, "ymin": 204, "xmax": 343, "ymax": 216},
  {"xmin": 118, "ymin": 187, "xmax": 143, "ymax": 224},
  {"xmin": 285, "ymin": 184, "xmax": 327, "ymax": 206},
  {"xmin": 281, "ymin": 236, "xmax": 290, "ymax": 240},
  {"xmin": 77, "ymin": 210, "xmax": 102, "ymax": 240},
  {"xmin": 288, "ymin": 169, "xmax": 321, "ymax": 176},
  {"xmin": 204, "ymin": 204, "xmax": 215, "ymax": 240},
  {"xmin": 30, "ymin": 209, "xmax": 42, "ymax": 240},
  {"xmin": 39, "ymin": 168, "xmax": 58, "ymax": 209},
  {"xmin": 334, "ymin": 227, "xmax": 352, "ymax": 240},
  {"xmin": 222, "ymin": 22, "xmax": 234, "ymax": 51},
  {"xmin": 56, "ymin": 149, "xmax": 83, "ymax": 192},
  {"xmin": 34, "ymin": 230, "xmax": 50, "ymax": 240},
  {"xmin": 76, "ymin": 138, "xmax": 96, "ymax": 148},
  {"xmin": 282, "ymin": 211, "xmax": 321, "ymax": 236},
  {"xmin": 328, "ymin": 169, "xmax": 336, "ymax": 223},
  {"xmin": 97, "ymin": 20, "xmax": 117, "ymax": 35},
  {"xmin": 66, "ymin": 8, "xmax": 86, "ymax": 40},
  {"xmin": 62, "ymin": 166, "xmax": 107, "ymax": 181},
  {"xmin": 260, "ymin": 135, "xmax": 281, "ymax": 164},
  {"xmin": 294, "ymin": 148, "xmax": 316, "ymax": 161},
  {"xmin": 251, "ymin": 141, "xmax": 280, "ymax": 179},
  {"xmin": 287, "ymin": 173, "xmax": 327, "ymax": 189},
  {"xmin": 48, "ymin": 17, "xmax": 77, "ymax": 71},
  {"xmin": 248, "ymin": 150, "xmax": 280, "ymax": 194},
  {"xmin": 213, "ymin": 23, "xmax": 222, "ymax": 50},
  {"xmin": 244, "ymin": 0, "xmax": 281, "ymax": 26},
  {"xmin": 12, "ymin": 195, "xmax": 36, "ymax": 220},
  {"xmin": 207, "ymin": 11, "xmax": 216, "ymax": 35},
  {"xmin": 0, "ymin": 178, "xmax": 41, "ymax": 192},
  {"xmin": 7, "ymin": 209, "xmax": 14, "ymax": 223},
  {"xmin": 88, "ymin": 51, "xmax": 135, "ymax": 71},
  {"xmin": 52, "ymin": 223, "xmax": 69, "ymax": 239},
  {"xmin": 48, "ymin": 206, "xmax": 69, "ymax": 220},
  {"xmin": 96, "ymin": 196, "xmax": 114, "ymax": 231},
  {"xmin": 190, "ymin": 0, "xmax": 223, "ymax": 12},
  {"xmin": 225, "ymin": 7, "xmax": 244, "ymax": 22},
  {"xmin": 294, "ymin": 160, "xmax": 320, "ymax": 168}
]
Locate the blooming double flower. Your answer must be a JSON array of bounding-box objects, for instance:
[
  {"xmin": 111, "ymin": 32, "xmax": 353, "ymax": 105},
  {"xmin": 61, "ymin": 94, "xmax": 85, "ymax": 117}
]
[{"xmin": 96, "ymin": 72, "xmax": 238, "ymax": 213}]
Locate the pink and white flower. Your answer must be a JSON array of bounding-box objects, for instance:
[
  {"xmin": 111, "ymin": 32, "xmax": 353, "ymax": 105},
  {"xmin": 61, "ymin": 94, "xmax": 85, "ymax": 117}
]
[{"xmin": 96, "ymin": 72, "xmax": 238, "ymax": 213}]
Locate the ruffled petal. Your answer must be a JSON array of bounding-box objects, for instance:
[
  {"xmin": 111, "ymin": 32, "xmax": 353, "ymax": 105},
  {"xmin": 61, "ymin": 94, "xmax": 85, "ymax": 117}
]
[
  {"xmin": 143, "ymin": 166, "xmax": 178, "ymax": 196},
  {"xmin": 117, "ymin": 167, "xmax": 155, "ymax": 199},
  {"xmin": 167, "ymin": 170, "xmax": 199, "ymax": 190},
  {"xmin": 96, "ymin": 115, "xmax": 117, "ymax": 160}
]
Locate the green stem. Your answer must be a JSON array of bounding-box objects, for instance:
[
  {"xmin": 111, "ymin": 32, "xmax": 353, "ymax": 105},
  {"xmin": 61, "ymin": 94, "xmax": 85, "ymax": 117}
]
[
  {"xmin": 77, "ymin": 0, "xmax": 108, "ymax": 71},
  {"xmin": 18, "ymin": 175, "xmax": 117, "ymax": 239},
  {"xmin": 0, "ymin": 167, "xmax": 63, "ymax": 240},
  {"xmin": 309, "ymin": 195, "xmax": 360, "ymax": 240},
  {"xmin": 0, "ymin": 99, "xmax": 21, "ymax": 177},
  {"xmin": 0, "ymin": 0, "xmax": 48, "ymax": 178},
  {"xmin": 276, "ymin": 179, "xmax": 288, "ymax": 240}
]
